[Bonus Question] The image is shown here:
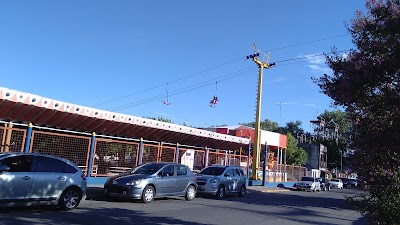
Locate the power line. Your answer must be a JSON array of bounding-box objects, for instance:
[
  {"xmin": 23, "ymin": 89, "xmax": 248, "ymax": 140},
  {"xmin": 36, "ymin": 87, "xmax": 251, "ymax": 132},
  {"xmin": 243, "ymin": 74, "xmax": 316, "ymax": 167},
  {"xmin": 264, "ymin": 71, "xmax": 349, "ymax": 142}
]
[
  {"xmin": 93, "ymin": 34, "xmax": 351, "ymax": 108},
  {"xmin": 274, "ymin": 50, "xmax": 349, "ymax": 64},
  {"xmin": 264, "ymin": 34, "xmax": 350, "ymax": 52},
  {"xmin": 108, "ymin": 50, "xmax": 349, "ymax": 111},
  {"xmin": 92, "ymin": 57, "xmax": 244, "ymax": 107},
  {"xmin": 108, "ymin": 67, "xmax": 256, "ymax": 111}
]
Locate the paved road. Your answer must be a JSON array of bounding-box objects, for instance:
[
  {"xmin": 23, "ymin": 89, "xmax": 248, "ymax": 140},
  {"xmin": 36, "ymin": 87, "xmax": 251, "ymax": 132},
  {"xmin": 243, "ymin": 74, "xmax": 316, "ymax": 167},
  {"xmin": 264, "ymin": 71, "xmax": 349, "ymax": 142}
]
[{"xmin": 0, "ymin": 187, "xmax": 366, "ymax": 225}]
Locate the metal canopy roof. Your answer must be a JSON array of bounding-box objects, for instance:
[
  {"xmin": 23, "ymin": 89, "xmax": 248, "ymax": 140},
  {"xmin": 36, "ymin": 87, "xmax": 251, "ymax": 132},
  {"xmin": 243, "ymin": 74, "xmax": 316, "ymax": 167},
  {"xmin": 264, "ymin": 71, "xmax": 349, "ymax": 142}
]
[{"xmin": 0, "ymin": 87, "xmax": 250, "ymax": 150}]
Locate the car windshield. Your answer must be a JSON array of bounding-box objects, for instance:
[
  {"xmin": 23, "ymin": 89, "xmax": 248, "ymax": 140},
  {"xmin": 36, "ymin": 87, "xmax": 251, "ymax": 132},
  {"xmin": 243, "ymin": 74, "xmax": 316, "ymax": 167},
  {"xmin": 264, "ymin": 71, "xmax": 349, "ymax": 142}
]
[
  {"xmin": 130, "ymin": 163, "xmax": 165, "ymax": 175},
  {"xmin": 199, "ymin": 167, "xmax": 225, "ymax": 176},
  {"xmin": 301, "ymin": 177, "xmax": 315, "ymax": 182}
]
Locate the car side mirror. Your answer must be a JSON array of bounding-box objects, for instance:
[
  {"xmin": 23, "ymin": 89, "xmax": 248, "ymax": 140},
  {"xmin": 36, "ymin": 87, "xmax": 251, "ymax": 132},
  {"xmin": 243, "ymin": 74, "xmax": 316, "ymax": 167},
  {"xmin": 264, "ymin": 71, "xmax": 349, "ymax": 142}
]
[
  {"xmin": 158, "ymin": 172, "xmax": 164, "ymax": 178},
  {"xmin": 0, "ymin": 165, "xmax": 10, "ymax": 172},
  {"xmin": 224, "ymin": 173, "xmax": 229, "ymax": 177}
]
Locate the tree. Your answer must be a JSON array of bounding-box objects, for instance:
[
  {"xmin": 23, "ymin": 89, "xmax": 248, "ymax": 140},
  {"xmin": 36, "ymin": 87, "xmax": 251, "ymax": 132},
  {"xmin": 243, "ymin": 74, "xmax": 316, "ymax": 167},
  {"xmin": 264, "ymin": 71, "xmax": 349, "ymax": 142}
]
[
  {"xmin": 240, "ymin": 119, "xmax": 279, "ymax": 132},
  {"xmin": 145, "ymin": 116, "xmax": 172, "ymax": 123},
  {"xmin": 285, "ymin": 133, "xmax": 308, "ymax": 166},
  {"xmin": 277, "ymin": 120, "xmax": 304, "ymax": 136},
  {"xmin": 313, "ymin": 1, "xmax": 400, "ymax": 223}
]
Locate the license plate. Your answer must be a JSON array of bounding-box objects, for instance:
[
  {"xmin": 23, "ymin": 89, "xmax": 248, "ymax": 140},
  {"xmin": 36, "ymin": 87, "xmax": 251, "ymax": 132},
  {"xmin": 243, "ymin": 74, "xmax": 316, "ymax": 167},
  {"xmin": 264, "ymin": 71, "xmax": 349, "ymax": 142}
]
[{"xmin": 109, "ymin": 192, "xmax": 125, "ymax": 197}]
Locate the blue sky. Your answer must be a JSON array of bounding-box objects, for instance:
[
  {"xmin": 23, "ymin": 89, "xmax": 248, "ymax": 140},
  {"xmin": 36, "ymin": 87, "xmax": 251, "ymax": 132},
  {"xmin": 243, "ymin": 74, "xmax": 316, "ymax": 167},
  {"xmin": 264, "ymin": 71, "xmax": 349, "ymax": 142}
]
[{"xmin": 0, "ymin": 1, "xmax": 366, "ymax": 132}]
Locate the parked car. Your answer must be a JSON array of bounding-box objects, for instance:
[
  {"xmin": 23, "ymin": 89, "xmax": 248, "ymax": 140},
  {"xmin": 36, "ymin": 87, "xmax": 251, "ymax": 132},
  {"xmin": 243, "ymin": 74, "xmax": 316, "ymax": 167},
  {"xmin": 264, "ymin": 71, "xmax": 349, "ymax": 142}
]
[
  {"xmin": 341, "ymin": 178, "xmax": 352, "ymax": 189},
  {"xmin": 329, "ymin": 178, "xmax": 344, "ymax": 189},
  {"xmin": 0, "ymin": 152, "xmax": 87, "ymax": 210},
  {"xmin": 295, "ymin": 176, "xmax": 321, "ymax": 192},
  {"xmin": 104, "ymin": 162, "xmax": 197, "ymax": 203},
  {"xmin": 348, "ymin": 178, "xmax": 359, "ymax": 187},
  {"xmin": 195, "ymin": 165, "xmax": 247, "ymax": 199},
  {"xmin": 318, "ymin": 177, "xmax": 331, "ymax": 191}
]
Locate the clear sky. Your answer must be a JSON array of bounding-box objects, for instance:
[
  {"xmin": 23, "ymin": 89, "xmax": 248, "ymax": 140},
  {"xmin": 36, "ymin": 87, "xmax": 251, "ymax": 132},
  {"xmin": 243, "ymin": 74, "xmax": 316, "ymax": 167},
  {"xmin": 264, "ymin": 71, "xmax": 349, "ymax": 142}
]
[{"xmin": 0, "ymin": 1, "xmax": 367, "ymax": 132}]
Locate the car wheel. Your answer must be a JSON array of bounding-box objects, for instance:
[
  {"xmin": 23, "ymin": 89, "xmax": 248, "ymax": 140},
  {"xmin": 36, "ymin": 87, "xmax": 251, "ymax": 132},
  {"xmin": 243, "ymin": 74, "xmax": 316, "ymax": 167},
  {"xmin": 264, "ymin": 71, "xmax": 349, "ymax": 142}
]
[
  {"xmin": 238, "ymin": 185, "xmax": 246, "ymax": 197},
  {"xmin": 58, "ymin": 187, "xmax": 82, "ymax": 210},
  {"xmin": 216, "ymin": 185, "xmax": 225, "ymax": 199},
  {"xmin": 142, "ymin": 186, "xmax": 155, "ymax": 203},
  {"xmin": 185, "ymin": 185, "xmax": 196, "ymax": 201}
]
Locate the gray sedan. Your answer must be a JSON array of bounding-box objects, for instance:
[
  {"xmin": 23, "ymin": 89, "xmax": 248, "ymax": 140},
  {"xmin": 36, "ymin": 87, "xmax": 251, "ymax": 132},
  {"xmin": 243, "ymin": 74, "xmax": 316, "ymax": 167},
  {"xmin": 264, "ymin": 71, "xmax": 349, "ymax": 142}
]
[
  {"xmin": 0, "ymin": 152, "xmax": 87, "ymax": 210},
  {"xmin": 104, "ymin": 162, "xmax": 197, "ymax": 203}
]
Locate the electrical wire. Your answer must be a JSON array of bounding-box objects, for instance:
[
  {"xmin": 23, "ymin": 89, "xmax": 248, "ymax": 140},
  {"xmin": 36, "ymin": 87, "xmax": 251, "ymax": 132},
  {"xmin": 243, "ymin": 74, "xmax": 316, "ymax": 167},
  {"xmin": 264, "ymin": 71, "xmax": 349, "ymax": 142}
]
[
  {"xmin": 92, "ymin": 57, "xmax": 244, "ymax": 107},
  {"xmin": 108, "ymin": 67, "xmax": 256, "ymax": 111},
  {"xmin": 108, "ymin": 50, "xmax": 350, "ymax": 111},
  {"xmin": 264, "ymin": 34, "xmax": 350, "ymax": 52},
  {"xmin": 93, "ymin": 34, "xmax": 350, "ymax": 108}
]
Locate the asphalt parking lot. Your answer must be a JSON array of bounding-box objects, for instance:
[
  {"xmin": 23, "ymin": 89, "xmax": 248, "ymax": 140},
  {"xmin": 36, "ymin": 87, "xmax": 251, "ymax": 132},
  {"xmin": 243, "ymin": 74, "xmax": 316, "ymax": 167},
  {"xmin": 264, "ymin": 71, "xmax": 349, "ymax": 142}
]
[{"xmin": 0, "ymin": 187, "xmax": 366, "ymax": 225}]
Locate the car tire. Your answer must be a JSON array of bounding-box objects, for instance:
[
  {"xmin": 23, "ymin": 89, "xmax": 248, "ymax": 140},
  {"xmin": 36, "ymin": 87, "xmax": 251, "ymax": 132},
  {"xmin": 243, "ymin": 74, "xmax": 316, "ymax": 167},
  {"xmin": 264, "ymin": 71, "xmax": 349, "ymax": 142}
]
[
  {"xmin": 238, "ymin": 185, "xmax": 246, "ymax": 197},
  {"xmin": 58, "ymin": 187, "xmax": 82, "ymax": 210},
  {"xmin": 185, "ymin": 185, "xmax": 196, "ymax": 201},
  {"xmin": 142, "ymin": 186, "xmax": 155, "ymax": 203},
  {"xmin": 216, "ymin": 185, "xmax": 225, "ymax": 199}
]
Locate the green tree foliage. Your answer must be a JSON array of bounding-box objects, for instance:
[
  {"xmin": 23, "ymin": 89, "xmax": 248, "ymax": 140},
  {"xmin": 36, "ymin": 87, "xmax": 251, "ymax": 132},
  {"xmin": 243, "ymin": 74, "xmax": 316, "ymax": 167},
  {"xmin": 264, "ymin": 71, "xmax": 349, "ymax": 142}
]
[
  {"xmin": 146, "ymin": 116, "xmax": 172, "ymax": 123},
  {"xmin": 285, "ymin": 133, "xmax": 308, "ymax": 166},
  {"xmin": 277, "ymin": 120, "xmax": 304, "ymax": 135},
  {"xmin": 240, "ymin": 119, "xmax": 279, "ymax": 132},
  {"xmin": 313, "ymin": 1, "xmax": 400, "ymax": 223}
]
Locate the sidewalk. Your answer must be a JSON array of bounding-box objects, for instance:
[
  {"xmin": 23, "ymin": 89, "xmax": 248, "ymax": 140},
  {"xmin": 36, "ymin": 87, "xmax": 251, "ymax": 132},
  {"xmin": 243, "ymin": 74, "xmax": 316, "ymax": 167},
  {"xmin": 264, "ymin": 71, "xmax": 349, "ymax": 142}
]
[{"xmin": 247, "ymin": 185, "xmax": 295, "ymax": 193}]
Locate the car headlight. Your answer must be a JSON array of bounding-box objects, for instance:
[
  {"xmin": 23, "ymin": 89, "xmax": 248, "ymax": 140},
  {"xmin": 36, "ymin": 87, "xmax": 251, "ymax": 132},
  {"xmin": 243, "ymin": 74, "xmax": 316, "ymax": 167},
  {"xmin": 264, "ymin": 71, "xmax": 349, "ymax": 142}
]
[
  {"xmin": 210, "ymin": 178, "xmax": 220, "ymax": 183},
  {"xmin": 126, "ymin": 179, "xmax": 144, "ymax": 186}
]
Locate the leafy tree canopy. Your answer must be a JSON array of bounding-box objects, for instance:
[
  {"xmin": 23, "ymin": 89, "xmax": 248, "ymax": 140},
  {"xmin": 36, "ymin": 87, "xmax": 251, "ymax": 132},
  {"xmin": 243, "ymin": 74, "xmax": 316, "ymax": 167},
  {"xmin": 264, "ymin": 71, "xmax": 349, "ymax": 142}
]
[
  {"xmin": 313, "ymin": 1, "xmax": 400, "ymax": 223},
  {"xmin": 240, "ymin": 119, "xmax": 279, "ymax": 132},
  {"xmin": 146, "ymin": 116, "xmax": 172, "ymax": 123},
  {"xmin": 285, "ymin": 133, "xmax": 308, "ymax": 166}
]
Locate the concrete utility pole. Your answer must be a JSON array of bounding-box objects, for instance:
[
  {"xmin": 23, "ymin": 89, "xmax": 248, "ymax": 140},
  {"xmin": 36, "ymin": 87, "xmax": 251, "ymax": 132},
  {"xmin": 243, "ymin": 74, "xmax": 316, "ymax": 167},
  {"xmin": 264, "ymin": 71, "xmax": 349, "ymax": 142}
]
[{"xmin": 247, "ymin": 43, "xmax": 275, "ymax": 180}]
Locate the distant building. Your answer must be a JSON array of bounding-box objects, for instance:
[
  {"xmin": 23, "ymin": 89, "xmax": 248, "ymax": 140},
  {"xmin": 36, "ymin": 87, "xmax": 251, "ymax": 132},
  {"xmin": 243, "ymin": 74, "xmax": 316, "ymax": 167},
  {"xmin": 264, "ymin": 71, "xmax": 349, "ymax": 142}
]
[
  {"xmin": 298, "ymin": 143, "xmax": 328, "ymax": 177},
  {"xmin": 201, "ymin": 125, "xmax": 287, "ymax": 150}
]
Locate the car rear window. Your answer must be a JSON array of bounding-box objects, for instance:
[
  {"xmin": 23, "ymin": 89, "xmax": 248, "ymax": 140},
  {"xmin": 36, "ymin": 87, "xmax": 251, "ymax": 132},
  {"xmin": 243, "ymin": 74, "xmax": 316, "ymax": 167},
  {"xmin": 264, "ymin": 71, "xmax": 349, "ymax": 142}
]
[
  {"xmin": 177, "ymin": 165, "xmax": 187, "ymax": 176},
  {"xmin": 301, "ymin": 177, "xmax": 315, "ymax": 182},
  {"xmin": 34, "ymin": 156, "xmax": 77, "ymax": 173},
  {"xmin": 199, "ymin": 167, "xmax": 225, "ymax": 176}
]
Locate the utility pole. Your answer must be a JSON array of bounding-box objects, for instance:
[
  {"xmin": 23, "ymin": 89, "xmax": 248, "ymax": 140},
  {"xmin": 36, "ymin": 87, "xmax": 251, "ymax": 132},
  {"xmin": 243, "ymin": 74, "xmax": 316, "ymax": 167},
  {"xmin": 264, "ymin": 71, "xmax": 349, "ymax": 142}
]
[{"xmin": 247, "ymin": 43, "xmax": 275, "ymax": 180}]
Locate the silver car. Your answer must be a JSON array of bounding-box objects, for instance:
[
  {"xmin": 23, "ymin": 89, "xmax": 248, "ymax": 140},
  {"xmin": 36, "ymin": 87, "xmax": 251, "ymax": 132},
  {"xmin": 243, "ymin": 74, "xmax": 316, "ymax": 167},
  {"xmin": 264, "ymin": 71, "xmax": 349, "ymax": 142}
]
[
  {"xmin": 104, "ymin": 162, "xmax": 197, "ymax": 203},
  {"xmin": 196, "ymin": 165, "xmax": 247, "ymax": 199},
  {"xmin": 296, "ymin": 176, "xmax": 321, "ymax": 192},
  {"xmin": 0, "ymin": 152, "xmax": 87, "ymax": 210}
]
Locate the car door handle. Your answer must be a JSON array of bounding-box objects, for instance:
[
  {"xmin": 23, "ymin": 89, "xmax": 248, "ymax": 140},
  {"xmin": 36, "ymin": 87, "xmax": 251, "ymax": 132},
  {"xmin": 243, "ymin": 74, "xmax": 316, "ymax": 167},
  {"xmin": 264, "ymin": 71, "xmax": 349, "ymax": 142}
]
[
  {"xmin": 57, "ymin": 177, "xmax": 66, "ymax": 181},
  {"xmin": 22, "ymin": 176, "xmax": 31, "ymax": 180}
]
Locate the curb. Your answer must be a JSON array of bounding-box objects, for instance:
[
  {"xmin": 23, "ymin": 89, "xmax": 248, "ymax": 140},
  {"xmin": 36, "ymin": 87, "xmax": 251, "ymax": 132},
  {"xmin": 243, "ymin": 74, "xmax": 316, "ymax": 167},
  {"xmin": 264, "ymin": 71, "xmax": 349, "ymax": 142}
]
[{"xmin": 247, "ymin": 186, "xmax": 293, "ymax": 193}]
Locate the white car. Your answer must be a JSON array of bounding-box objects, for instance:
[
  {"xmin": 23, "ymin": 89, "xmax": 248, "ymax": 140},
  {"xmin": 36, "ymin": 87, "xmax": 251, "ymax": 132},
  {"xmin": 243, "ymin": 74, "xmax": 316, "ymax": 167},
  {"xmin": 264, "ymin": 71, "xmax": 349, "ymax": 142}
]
[
  {"xmin": 329, "ymin": 178, "xmax": 344, "ymax": 189},
  {"xmin": 296, "ymin": 177, "xmax": 321, "ymax": 192}
]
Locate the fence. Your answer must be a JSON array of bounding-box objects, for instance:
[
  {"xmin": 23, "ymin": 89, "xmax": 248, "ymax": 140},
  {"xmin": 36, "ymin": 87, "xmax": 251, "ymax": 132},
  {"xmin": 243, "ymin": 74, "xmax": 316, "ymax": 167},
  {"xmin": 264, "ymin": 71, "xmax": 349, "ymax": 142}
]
[
  {"xmin": 1, "ymin": 122, "xmax": 309, "ymax": 182},
  {"xmin": 0, "ymin": 122, "xmax": 249, "ymax": 177},
  {"xmin": 0, "ymin": 125, "xmax": 26, "ymax": 152}
]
